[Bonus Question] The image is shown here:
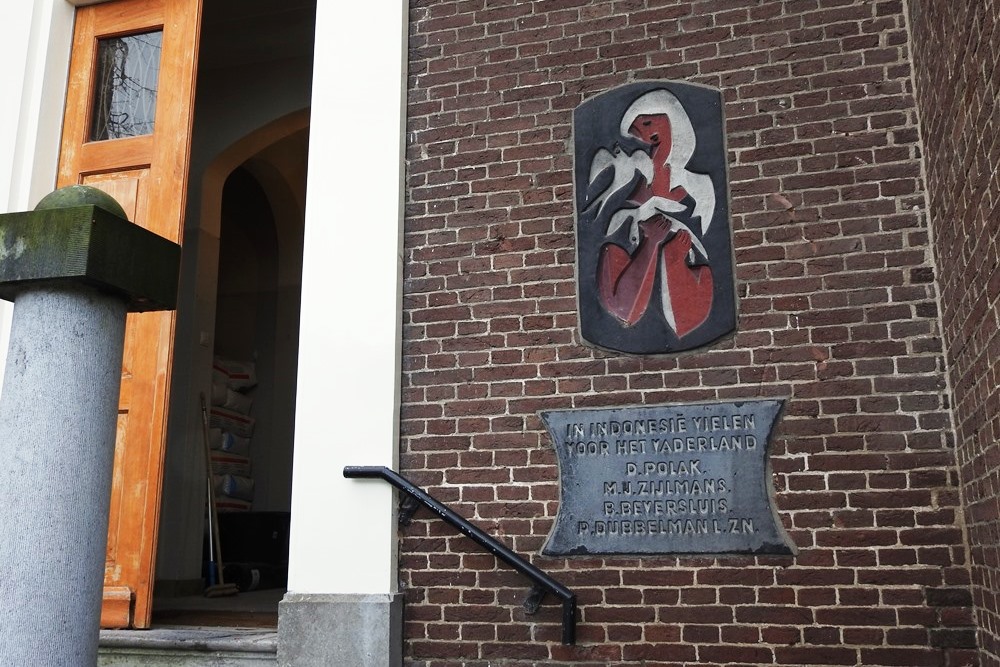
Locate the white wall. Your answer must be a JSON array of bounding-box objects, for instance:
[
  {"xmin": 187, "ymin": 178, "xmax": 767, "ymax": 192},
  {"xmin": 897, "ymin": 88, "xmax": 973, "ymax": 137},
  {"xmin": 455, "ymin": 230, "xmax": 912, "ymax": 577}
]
[
  {"xmin": 0, "ymin": 0, "xmax": 75, "ymax": 394},
  {"xmin": 0, "ymin": 4, "xmax": 35, "ymax": 211},
  {"xmin": 286, "ymin": 0, "xmax": 408, "ymax": 594},
  {"xmin": 0, "ymin": 3, "xmax": 31, "ymax": 386}
]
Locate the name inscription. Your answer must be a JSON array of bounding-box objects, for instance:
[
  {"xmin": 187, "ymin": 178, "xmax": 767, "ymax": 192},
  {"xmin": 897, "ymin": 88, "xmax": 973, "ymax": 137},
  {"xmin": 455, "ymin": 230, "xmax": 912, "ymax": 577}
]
[{"xmin": 541, "ymin": 401, "xmax": 794, "ymax": 556}]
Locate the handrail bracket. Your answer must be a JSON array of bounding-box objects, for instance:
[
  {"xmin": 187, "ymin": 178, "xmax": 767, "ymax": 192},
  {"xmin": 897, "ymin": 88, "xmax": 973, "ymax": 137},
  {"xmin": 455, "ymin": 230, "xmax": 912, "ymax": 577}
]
[
  {"xmin": 523, "ymin": 584, "xmax": 546, "ymax": 615},
  {"xmin": 398, "ymin": 492, "xmax": 421, "ymax": 526}
]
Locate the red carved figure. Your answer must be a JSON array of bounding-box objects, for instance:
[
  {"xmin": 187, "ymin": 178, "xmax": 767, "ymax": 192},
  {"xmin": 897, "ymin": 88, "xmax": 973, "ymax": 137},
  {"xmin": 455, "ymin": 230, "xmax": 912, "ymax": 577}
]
[
  {"xmin": 627, "ymin": 114, "xmax": 688, "ymax": 203},
  {"xmin": 591, "ymin": 90, "xmax": 716, "ymax": 338}
]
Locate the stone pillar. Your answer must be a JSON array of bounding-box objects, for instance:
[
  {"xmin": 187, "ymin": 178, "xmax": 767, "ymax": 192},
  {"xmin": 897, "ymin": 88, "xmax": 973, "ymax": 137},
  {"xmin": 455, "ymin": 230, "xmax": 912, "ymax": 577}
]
[
  {"xmin": 0, "ymin": 186, "xmax": 180, "ymax": 666},
  {"xmin": 0, "ymin": 286, "xmax": 126, "ymax": 665}
]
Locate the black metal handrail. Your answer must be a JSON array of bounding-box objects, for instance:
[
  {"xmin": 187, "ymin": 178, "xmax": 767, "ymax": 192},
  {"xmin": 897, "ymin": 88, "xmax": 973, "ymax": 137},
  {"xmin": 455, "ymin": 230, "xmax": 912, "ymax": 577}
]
[{"xmin": 343, "ymin": 465, "xmax": 577, "ymax": 645}]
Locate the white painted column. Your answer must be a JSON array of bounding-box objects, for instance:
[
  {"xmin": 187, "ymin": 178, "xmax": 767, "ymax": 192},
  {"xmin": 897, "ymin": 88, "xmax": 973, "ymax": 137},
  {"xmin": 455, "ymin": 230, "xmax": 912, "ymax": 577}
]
[
  {"xmin": 0, "ymin": 3, "xmax": 30, "ymax": 389},
  {"xmin": 280, "ymin": 0, "xmax": 408, "ymax": 665},
  {"xmin": 0, "ymin": 0, "xmax": 75, "ymax": 395},
  {"xmin": 0, "ymin": 4, "xmax": 34, "ymax": 210}
]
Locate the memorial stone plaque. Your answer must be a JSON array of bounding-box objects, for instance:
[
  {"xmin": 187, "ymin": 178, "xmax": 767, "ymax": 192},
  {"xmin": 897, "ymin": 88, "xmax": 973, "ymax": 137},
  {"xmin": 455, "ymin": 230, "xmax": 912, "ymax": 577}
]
[{"xmin": 541, "ymin": 400, "xmax": 794, "ymax": 556}]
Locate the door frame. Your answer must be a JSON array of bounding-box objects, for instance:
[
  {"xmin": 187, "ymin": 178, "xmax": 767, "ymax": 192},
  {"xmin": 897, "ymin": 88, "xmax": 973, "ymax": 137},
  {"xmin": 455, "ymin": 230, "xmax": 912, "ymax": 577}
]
[{"xmin": 3, "ymin": 0, "xmax": 409, "ymax": 646}]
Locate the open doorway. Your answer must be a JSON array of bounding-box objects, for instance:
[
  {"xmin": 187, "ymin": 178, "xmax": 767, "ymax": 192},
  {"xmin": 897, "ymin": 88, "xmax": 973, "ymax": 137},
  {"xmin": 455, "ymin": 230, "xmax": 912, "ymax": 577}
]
[{"xmin": 151, "ymin": 0, "xmax": 315, "ymax": 626}]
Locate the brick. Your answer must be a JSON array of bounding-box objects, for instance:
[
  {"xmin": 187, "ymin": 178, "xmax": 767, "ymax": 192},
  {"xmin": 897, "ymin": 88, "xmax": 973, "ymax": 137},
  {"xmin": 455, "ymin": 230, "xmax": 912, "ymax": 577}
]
[
  {"xmin": 927, "ymin": 588, "xmax": 975, "ymax": 608},
  {"xmin": 397, "ymin": 0, "xmax": 984, "ymax": 663}
]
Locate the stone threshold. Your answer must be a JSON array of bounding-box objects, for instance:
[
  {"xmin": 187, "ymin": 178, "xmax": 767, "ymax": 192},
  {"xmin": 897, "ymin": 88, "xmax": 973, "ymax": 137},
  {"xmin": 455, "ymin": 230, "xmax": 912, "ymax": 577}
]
[{"xmin": 99, "ymin": 626, "xmax": 277, "ymax": 654}]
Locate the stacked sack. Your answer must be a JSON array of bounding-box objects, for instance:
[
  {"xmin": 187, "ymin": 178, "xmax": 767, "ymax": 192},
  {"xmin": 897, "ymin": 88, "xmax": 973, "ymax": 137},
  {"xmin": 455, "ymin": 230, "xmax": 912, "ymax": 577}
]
[{"xmin": 209, "ymin": 357, "xmax": 256, "ymax": 511}]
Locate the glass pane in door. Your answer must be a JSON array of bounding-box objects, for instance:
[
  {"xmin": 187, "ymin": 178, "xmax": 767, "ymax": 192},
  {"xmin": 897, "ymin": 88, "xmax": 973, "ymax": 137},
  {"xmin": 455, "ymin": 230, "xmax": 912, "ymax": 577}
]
[{"xmin": 90, "ymin": 31, "xmax": 163, "ymax": 141}]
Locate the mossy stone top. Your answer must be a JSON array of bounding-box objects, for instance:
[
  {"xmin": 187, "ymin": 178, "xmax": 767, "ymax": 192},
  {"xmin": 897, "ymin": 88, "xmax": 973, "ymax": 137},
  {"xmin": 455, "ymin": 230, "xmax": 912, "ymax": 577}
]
[
  {"xmin": 34, "ymin": 185, "xmax": 128, "ymax": 221},
  {"xmin": 0, "ymin": 188, "xmax": 178, "ymax": 311}
]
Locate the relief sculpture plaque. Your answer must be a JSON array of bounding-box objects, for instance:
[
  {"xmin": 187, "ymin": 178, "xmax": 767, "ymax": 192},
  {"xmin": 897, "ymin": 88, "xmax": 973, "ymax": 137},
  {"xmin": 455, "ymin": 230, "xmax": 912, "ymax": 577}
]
[
  {"xmin": 541, "ymin": 400, "xmax": 794, "ymax": 556},
  {"xmin": 574, "ymin": 81, "xmax": 736, "ymax": 354}
]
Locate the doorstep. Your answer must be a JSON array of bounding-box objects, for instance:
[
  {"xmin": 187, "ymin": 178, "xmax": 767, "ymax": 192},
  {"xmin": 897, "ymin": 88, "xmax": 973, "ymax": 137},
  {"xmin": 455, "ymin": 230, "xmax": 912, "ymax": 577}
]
[{"xmin": 98, "ymin": 626, "xmax": 277, "ymax": 666}]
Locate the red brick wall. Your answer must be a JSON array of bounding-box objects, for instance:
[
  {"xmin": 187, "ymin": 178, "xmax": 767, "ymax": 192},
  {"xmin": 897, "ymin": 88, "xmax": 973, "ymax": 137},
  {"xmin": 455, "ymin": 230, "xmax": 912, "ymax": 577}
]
[
  {"xmin": 909, "ymin": 0, "xmax": 1000, "ymax": 664},
  {"xmin": 401, "ymin": 0, "xmax": 976, "ymax": 664}
]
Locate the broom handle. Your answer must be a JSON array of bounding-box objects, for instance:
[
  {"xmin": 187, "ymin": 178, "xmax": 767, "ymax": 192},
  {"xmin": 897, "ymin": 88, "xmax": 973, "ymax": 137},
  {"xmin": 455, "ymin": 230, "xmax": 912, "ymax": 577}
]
[{"xmin": 200, "ymin": 393, "xmax": 228, "ymax": 585}]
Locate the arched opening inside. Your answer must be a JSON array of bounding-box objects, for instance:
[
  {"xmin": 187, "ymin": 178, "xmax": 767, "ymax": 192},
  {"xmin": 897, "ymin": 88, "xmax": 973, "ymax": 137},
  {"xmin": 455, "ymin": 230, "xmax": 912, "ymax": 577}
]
[{"xmin": 155, "ymin": 120, "xmax": 309, "ymax": 628}]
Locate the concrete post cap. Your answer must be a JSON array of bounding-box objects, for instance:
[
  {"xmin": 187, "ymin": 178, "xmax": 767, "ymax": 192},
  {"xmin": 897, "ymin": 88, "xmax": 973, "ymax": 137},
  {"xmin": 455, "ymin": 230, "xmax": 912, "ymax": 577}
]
[
  {"xmin": 0, "ymin": 187, "xmax": 181, "ymax": 312},
  {"xmin": 34, "ymin": 185, "xmax": 129, "ymax": 220}
]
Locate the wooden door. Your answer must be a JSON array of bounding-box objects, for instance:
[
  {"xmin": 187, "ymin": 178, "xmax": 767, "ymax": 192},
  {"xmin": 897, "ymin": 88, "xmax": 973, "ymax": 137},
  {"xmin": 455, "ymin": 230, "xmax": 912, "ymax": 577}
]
[{"xmin": 56, "ymin": 0, "xmax": 202, "ymax": 629}]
